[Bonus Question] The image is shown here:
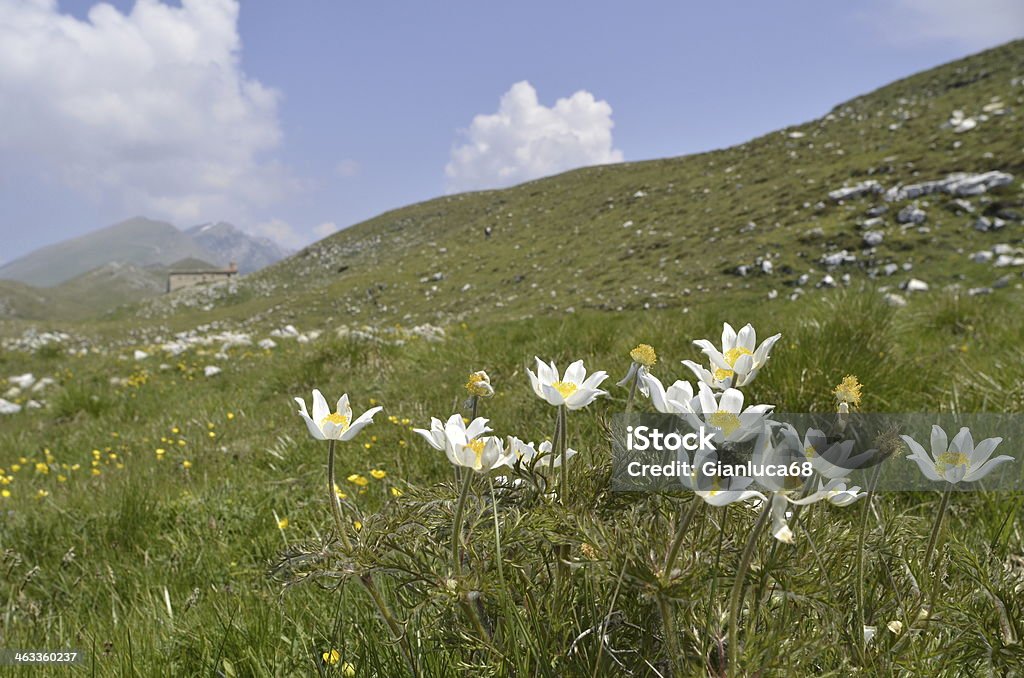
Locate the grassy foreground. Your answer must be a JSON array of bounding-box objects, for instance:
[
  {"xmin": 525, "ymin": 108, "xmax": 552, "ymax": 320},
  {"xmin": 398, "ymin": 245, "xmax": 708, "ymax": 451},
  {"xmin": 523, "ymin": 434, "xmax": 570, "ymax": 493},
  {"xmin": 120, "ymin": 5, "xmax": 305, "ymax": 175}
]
[{"xmin": 1, "ymin": 288, "xmax": 1023, "ymax": 676}]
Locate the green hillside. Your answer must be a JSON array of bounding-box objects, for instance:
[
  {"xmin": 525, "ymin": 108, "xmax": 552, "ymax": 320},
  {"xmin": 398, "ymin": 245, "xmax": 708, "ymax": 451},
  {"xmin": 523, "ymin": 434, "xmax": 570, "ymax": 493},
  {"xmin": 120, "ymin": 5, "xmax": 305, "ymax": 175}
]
[
  {"xmin": 128, "ymin": 39, "xmax": 1023, "ymax": 334},
  {"xmin": 0, "ymin": 216, "xmax": 216, "ymax": 287}
]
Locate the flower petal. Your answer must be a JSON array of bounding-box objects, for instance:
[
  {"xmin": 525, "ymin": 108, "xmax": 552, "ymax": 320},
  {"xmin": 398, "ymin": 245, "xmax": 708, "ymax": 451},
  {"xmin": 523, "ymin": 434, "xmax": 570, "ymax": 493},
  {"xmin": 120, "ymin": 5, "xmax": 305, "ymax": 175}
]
[{"xmin": 311, "ymin": 389, "xmax": 329, "ymax": 425}]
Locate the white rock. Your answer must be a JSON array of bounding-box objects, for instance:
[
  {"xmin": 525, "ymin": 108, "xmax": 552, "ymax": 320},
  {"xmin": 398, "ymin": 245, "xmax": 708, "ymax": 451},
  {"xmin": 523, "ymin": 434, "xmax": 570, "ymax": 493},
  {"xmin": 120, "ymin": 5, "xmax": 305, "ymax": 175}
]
[
  {"xmin": 904, "ymin": 279, "xmax": 929, "ymax": 292},
  {"xmin": 819, "ymin": 274, "xmax": 837, "ymax": 288},
  {"xmin": 0, "ymin": 398, "xmax": 22, "ymax": 414},
  {"xmin": 25, "ymin": 400, "xmax": 42, "ymax": 409},
  {"xmin": 863, "ymin": 231, "xmax": 884, "ymax": 247},
  {"xmin": 822, "ymin": 250, "xmax": 855, "ymax": 267},
  {"xmin": 258, "ymin": 339, "xmax": 277, "ymax": 350},
  {"xmin": 203, "ymin": 366, "xmax": 222, "ymax": 377},
  {"xmin": 8, "ymin": 373, "xmax": 35, "ymax": 390},
  {"xmin": 882, "ymin": 263, "xmax": 899, "ymax": 276},
  {"xmin": 828, "ymin": 180, "xmax": 882, "ymax": 202},
  {"xmin": 897, "ymin": 206, "xmax": 926, "ymax": 224},
  {"xmin": 884, "ymin": 293, "xmax": 908, "ymax": 307},
  {"xmin": 760, "ymin": 260, "xmax": 773, "ymax": 275},
  {"xmin": 971, "ymin": 251, "xmax": 994, "ymax": 264},
  {"xmin": 133, "ymin": 350, "xmax": 149, "ymax": 360}
]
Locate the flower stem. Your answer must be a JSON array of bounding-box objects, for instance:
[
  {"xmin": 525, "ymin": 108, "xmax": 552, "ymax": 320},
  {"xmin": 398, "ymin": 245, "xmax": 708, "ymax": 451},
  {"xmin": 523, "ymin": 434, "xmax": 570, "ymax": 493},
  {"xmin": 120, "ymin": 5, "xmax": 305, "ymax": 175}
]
[
  {"xmin": 327, "ymin": 440, "xmax": 351, "ymax": 549},
  {"xmin": 470, "ymin": 394, "xmax": 479, "ymax": 422},
  {"xmin": 452, "ymin": 470, "xmax": 474, "ymax": 578},
  {"xmin": 661, "ymin": 496, "xmax": 702, "ymax": 586},
  {"xmin": 856, "ymin": 462, "xmax": 883, "ymax": 659},
  {"xmin": 558, "ymin": 405, "xmax": 568, "ymax": 504},
  {"xmin": 625, "ymin": 366, "xmax": 639, "ymax": 415},
  {"xmin": 488, "ymin": 477, "xmax": 505, "ymax": 588},
  {"xmin": 923, "ymin": 483, "xmax": 953, "ymax": 577},
  {"xmin": 657, "ymin": 593, "xmax": 681, "ymax": 678},
  {"xmin": 728, "ymin": 497, "xmax": 771, "ymax": 677}
]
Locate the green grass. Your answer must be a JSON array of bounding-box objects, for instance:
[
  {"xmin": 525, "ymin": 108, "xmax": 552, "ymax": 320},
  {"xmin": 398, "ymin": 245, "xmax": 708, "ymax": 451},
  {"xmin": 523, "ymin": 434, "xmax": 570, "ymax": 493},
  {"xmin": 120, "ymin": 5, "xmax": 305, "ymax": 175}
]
[{"xmin": 1, "ymin": 290, "xmax": 1022, "ymax": 676}]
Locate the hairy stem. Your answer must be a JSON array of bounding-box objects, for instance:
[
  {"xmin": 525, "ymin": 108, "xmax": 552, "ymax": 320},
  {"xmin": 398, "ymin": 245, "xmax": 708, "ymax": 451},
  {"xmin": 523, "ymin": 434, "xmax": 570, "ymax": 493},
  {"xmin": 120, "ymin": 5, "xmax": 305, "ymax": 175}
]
[
  {"xmin": 657, "ymin": 593, "xmax": 681, "ymax": 678},
  {"xmin": 452, "ymin": 470, "xmax": 475, "ymax": 578},
  {"xmin": 661, "ymin": 495, "xmax": 703, "ymax": 586},
  {"xmin": 728, "ymin": 498, "xmax": 771, "ymax": 677}
]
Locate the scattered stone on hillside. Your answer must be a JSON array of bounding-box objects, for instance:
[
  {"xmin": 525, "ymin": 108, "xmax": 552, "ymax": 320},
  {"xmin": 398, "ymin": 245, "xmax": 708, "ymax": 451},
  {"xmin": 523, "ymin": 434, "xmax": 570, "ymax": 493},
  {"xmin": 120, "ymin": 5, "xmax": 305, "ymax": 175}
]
[
  {"xmin": 460, "ymin": 283, "xmax": 472, "ymax": 292},
  {"xmin": 8, "ymin": 373, "xmax": 35, "ymax": 390},
  {"xmin": 788, "ymin": 131, "xmax": 805, "ymax": 139},
  {"xmin": 767, "ymin": 289, "xmax": 778, "ymax": 300},
  {"xmin": 841, "ymin": 273, "xmax": 852, "ymax": 285},
  {"xmin": 995, "ymin": 254, "xmax": 1024, "ymax": 267},
  {"xmin": 972, "ymin": 251, "xmax": 995, "ymax": 263},
  {"xmin": 270, "ymin": 325, "xmax": 300, "ymax": 338},
  {"xmin": 947, "ymin": 110, "xmax": 977, "ymax": 133},
  {"xmin": 950, "ymin": 199, "xmax": 974, "ymax": 214},
  {"xmin": 25, "ymin": 400, "xmax": 42, "ymax": 410},
  {"xmin": 133, "ymin": 349, "xmax": 149, "ymax": 360},
  {"xmin": 863, "ymin": 231, "xmax": 884, "ymax": 247},
  {"xmin": 797, "ymin": 273, "xmax": 810, "ymax": 286},
  {"xmin": 633, "ymin": 190, "xmax": 647, "ymax": 198},
  {"xmin": 968, "ymin": 287, "xmax": 993, "ymax": 296},
  {"xmin": 828, "ymin": 180, "xmax": 882, "ymax": 202},
  {"xmin": 982, "ymin": 98, "xmax": 1006, "ymax": 114},
  {"xmin": 974, "ymin": 216, "xmax": 1006, "ymax": 232},
  {"xmin": 902, "ymin": 279, "xmax": 929, "ymax": 292},
  {"xmin": 0, "ymin": 398, "xmax": 21, "ymax": 415},
  {"xmin": 882, "ymin": 263, "xmax": 899, "ymax": 276},
  {"xmin": 821, "ymin": 250, "xmax": 856, "ymax": 267},
  {"xmin": 883, "ymin": 171, "xmax": 1013, "ymax": 201},
  {"xmin": 993, "ymin": 276, "xmax": 1012, "ymax": 289},
  {"xmin": 258, "ymin": 338, "xmax": 277, "ymax": 350},
  {"xmin": 622, "ymin": 220, "xmax": 634, "ymax": 228},
  {"xmin": 860, "ymin": 216, "xmax": 885, "ymax": 229},
  {"xmin": 818, "ymin": 274, "xmax": 837, "ymax": 288},
  {"xmin": 760, "ymin": 260, "xmax": 773, "ymax": 275},
  {"xmin": 735, "ymin": 265, "xmax": 750, "ymax": 277},
  {"xmin": 897, "ymin": 206, "xmax": 926, "ymax": 224},
  {"xmin": 884, "ymin": 293, "xmax": 908, "ymax": 307},
  {"xmin": 866, "ymin": 205, "xmax": 888, "ymax": 218},
  {"xmin": 203, "ymin": 366, "xmax": 222, "ymax": 378}
]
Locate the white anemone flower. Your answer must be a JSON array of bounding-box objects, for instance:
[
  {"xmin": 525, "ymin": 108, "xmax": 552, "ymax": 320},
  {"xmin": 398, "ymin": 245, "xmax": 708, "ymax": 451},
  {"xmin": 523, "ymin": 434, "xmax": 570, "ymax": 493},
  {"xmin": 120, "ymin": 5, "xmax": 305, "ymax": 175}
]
[
  {"xmin": 686, "ymin": 382, "xmax": 773, "ymax": 443},
  {"xmin": 683, "ymin": 322, "xmax": 782, "ymax": 389},
  {"xmin": 527, "ymin": 358, "xmax": 608, "ymax": 409},
  {"xmin": 778, "ymin": 425, "xmax": 877, "ymax": 480},
  {"xmin": 639, "ymin": 373, "xmax": 694, "ymax": 414},
  {"xmin": 295, "ymin": 389, "xmax": 382, "ymax": 441},
  {"xmin": 768, "ymin": 478, "xmax": 866, "ymax": 544},
  {"xmin": 683, "ymin": 449, "xmax": 766, "ymax": 507},
  {"xmin": 901, "ymin": 425, "xmax": 1011, "ymax": 484},
  {"xmin": 508, "ymin": 436, "xmax": 578, "ymax": 468},
  {"xmin": 413, "ymin": 414, "xmax": 514, "ymax": 473}
]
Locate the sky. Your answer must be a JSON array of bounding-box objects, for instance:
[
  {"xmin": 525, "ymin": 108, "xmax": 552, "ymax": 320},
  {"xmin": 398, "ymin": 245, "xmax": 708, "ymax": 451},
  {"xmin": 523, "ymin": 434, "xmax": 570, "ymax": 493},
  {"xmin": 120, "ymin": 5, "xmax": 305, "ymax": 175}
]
[{"xmin": 1, "ymin": 0, "xmax": 1022, "ymax": 263}]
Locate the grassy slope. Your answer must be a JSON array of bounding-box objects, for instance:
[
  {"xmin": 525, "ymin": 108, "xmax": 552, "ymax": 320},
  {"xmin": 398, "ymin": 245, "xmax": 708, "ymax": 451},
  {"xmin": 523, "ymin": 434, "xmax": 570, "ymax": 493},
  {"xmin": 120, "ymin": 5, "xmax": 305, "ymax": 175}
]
[{"xmin": 122, "ymin": 39, "xmax": 1024, "ymax": 336}]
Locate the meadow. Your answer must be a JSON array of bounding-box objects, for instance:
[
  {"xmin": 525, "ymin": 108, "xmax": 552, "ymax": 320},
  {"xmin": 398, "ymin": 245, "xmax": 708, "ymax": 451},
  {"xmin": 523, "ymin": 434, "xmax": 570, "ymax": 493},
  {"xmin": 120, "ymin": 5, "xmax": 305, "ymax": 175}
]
[{"xmin": 1, "ymin": 287, "xmax": 1022, "ymax": 676}]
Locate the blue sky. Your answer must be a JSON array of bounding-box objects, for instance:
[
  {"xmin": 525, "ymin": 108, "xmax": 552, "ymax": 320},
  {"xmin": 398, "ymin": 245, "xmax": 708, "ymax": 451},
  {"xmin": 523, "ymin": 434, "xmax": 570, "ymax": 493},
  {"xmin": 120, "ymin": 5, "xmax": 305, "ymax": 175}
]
[{"xmin": 1, "ymin": 0, "xmax": 1022, "ymax": 263}]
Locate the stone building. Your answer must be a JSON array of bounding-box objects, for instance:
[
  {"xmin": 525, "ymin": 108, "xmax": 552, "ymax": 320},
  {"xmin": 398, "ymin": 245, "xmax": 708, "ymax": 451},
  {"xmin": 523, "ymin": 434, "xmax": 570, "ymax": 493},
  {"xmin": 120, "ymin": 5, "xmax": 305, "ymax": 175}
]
[{"xmin": 167, "ymin": 262, "xmax": 238, "ymax": 293}]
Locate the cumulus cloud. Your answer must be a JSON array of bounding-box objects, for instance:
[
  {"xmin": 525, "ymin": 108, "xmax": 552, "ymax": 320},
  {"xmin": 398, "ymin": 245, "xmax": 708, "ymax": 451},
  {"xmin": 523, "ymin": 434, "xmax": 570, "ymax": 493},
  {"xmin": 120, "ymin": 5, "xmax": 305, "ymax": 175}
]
[
  {"xmin": 870, "ymin": 0, "xmax": 1024, "ymax": 49},
  {"xmin": 249, "ymin": 219, "xmax": 304, "ymax": 250},
  {"xmin": 313, "ymin": 221, "xmax": 339, "ymax": 238},
  {"xmin": 0, "ymin": 0, "xmax": 295, "ymax": 226},
  {"xmin": 445, "ymin": 81, "xmax": 623, "ymax": 192}
]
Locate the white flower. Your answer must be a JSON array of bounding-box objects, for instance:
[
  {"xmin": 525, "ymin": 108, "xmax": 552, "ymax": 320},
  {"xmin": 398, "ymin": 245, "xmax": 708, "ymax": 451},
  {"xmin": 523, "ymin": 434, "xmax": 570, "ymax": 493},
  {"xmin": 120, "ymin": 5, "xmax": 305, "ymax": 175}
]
[
  {"xmin": 768, "ymin": 478, "xmax": 866, "ymax": 543},
  {"xmin": 527, "ymin": 358, "xmax": 608, "ymax": 409},
  {"xmin": 686, "ymin": 382, "xmax": 773, "ymax": 443},
  {"xmin": 902, "ymin": 425, "xmax": 1011, "ymax": 484},
  {"xmin": 779, "ymin": 425, "xmax": 877, "ymax": 480},
  {"xmin": 683, "ymin": 449, "xmax": 766, "ymax": 506},
  {"xmin": 294, "ymin": 389, "xmax": 383, "ymax": 441},
  {"xmin": 639, "ymin": 373, "xmax": 694, "ymax": 414},
  {"xmin": 507, "ymin": 436, "xmax": 577, "ymax": 468},
  {"xmin": 414, "ymin": 414, "xmax": 513, "ymax": 472},
  {"xmin": 683, "ymin": 323, "xmax": 781, "ymax": 389},
  {"xmin": 616, "ymin": 344, "xmax": 657, "ymax": 396}
]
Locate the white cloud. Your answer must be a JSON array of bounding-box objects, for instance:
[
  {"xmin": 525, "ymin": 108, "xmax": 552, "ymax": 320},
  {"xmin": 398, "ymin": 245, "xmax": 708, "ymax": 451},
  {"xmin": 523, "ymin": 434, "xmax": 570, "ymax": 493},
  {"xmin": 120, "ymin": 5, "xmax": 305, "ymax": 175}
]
[
  {"xmin": 313, "ymin": 221, "xmax": 339, "ymax": 238},
  {"xmin": 869, "ymin": 0, "xmax": 1024, "ymax": 49},
  {"xmin": 249, "ymin": 219, "xmax": 304, "ymax": 250},
  {"xmin": 445, "ymin": 81, "xmax": 623, "ymax": 192},
  {"xmin": 0, "ymin": 0, "xmax": 295, "ymax": 224}
]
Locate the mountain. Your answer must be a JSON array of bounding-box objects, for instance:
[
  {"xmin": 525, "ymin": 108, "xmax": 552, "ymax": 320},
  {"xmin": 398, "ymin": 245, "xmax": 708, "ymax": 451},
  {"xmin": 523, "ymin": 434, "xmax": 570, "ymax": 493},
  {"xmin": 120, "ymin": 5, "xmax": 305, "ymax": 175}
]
[
  {"xmin": 185, "ymin": 222, "xmax": 293, "ymax": 274},
  {"xmin": 144, "ymin": 39, "xmax": 1020, "ymax": 331},
  {"xmin": 0, "ymin": 217, "xmax": 213, "ymax": 287}
]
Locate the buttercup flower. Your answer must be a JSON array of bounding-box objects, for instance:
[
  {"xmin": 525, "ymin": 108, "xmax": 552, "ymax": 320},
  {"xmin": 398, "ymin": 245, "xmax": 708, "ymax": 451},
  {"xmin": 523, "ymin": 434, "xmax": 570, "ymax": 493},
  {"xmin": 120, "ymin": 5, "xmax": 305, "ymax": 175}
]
[
  {"xmin": 528, "ymin": 358, "xmax": 608, "ymax": 409},
  {"xmin": 465, "ymin": 370, "xmax": 494, "ymax": 398},
  {"xmin": 507, "ymin": 436, "xmax": 578, "ymax": 468},
  {"xmin": 294, "ymin": 389, "xmax": 383, "ymax": 441},
  {"xmin": 687, "ymin": 382, "xmax": 773, "ymax": 443},
  {"xmin": 902, "ymin": 425, "xmax": 1011, "ymax": 484},
  {"xmin": 683, "ymin": 323, "xmax": 782, "ymax": 390},
  {"xmin": 639, "ymin": 373, "xmax": 694, "ymax": 414},
  {"xmin": 617, "ymin": 344, "xmax": 657, "ymax": 396}
]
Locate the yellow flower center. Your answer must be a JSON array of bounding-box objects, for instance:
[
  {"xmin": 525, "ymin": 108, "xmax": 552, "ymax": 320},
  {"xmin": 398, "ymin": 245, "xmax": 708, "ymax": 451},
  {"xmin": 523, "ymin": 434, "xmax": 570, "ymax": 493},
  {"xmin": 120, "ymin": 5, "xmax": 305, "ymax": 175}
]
[
  {"xmin": 467, "ymin": 438, "xmax": 486, "ymax": 469},
  {"xmin": 935, "ymin": 451, "xmax": 969, "ymax": 475},
  {"xmin": 709, "ymin": 410, "xmax": 741, "ymax": 436},
  {"xmin": 322, "ymin": 412, "xmax": 350, "ymax": 429},
  {"xmin": 713, "ymin": 346, "xmax": 753, "ymax": 382},
  {"xmin": 834, "ymin": 375, "xmax": 863, "ymax": 409},
  {"xmin": 804, "ymin": 445, "xmax": 817, "ymax": 459},
  {"xmin": 630, "ymin": 344, "xmax": 657, "ymax": 368},
  {"xmin": 465, "ymin": 371, "xmax": 492, "ymax": 397},
  {"xmin": 552, "ymin": 380, "xmax": 578, "ymax": 399}
]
